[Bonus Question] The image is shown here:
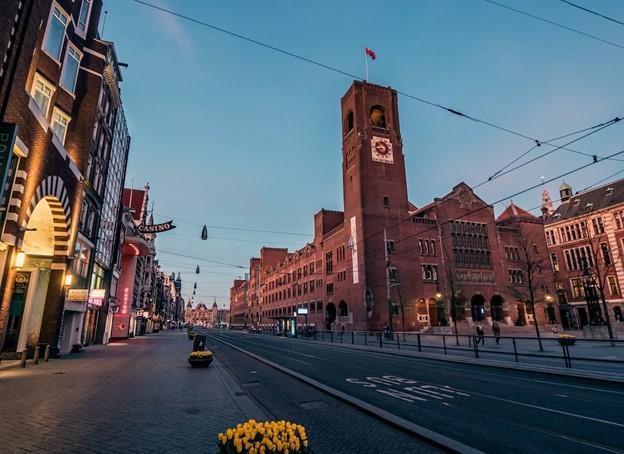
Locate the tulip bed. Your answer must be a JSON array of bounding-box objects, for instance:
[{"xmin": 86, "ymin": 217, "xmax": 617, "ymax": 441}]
[{"xmin": 218, "ymin": 419, "xmax": 309, "ymax": 454}]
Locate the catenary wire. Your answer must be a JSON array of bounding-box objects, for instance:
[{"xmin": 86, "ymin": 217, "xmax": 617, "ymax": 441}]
[
  {"xmin": 132, "ymin": 0, "xmax": 622, "ymax": 164},
  {"xmin": 559, "ymin": 0, "xmax": 624, "ymax": 27},
  {"xmin": 480, "ymin": 0, "xmax": 624, "ymax": 50}
]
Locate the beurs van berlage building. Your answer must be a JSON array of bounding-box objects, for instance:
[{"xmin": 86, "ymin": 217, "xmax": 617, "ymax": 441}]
[{"xmin": 230, "ymin": 81, "xmax": 556, "ymax": 333}]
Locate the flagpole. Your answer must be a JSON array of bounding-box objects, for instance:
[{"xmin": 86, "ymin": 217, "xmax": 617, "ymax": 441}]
[{"xmin": 365, "ymin": 48, "xmax": 369, "ymax": 82}]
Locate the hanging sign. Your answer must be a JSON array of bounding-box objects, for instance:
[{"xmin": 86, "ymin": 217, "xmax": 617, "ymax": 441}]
[
  {"xmin": 66, "ymin": 288, "xmax": 89, "ymax": 302},
  {"xmin": 137, "ymin": 220, "xmax": 176, "ymax": 234}
]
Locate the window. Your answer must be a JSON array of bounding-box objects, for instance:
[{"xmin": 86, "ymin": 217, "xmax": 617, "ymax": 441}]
[
  {"xmin": 608, "ymin": 276, "xmax": 619, "ymax": 296},
  {"xmin": 77, "ymin": 0, "xmax": 92, "ymax": 32},
  {"xmin": 42, "ymin": 5, "xmax": 68, "ymax": 61},
  {"xmin": 325, "ymin": 252, "xmax": 333, "ymax": 275},
  {"xmin": 345, "ymin": 111, "xmax": 354, "ymax": 134},
  {"xmin": 31, "ymin": 74, "xmax": 55, "ymax": 117},
  {"xmin": 386, "ymin": 240, "xmax": 395, "ymax": 255},
  {"xmin": 563, "ymin": 245, "xmax": 594, "ymax": 271},
  {"xmin": 421, "ymin": 265, "xmax": 438, "ymax": 282},
  {"xmin": 508, "ymin": 270, "xmax": 524, "ymax": 285},
  {"xmin": 613, "ymin": 211, "xmax": 624, "ymax": 230},
  {"xmin": 60, "ymin": 45, "xmax": 81, "ymax": 93},
  {"xmin": 383, "ymin": 196, "xmax": 390, "ymax": 208},
  {"xmin": 388, "ymin": 267, "xmax": 398, "ymax": 283},
  {"xmin": 550, "ymin": 252, "xmax": 559, "ymax": 272},
  {"xmin": 51, "ymin": 108, "xmax": 70, "ymax": 144},
  {"xmin": 370, "ymin": 105, "xmax": 386, "ymax": 128},
  {"xmin": 601, "ymin": 243, "xmax": 611, "ymax": 266},
  {"xmin": 592, "ymin": 217, "xmax": 605, "ymax": 236},
  {"xmin": 545, "ymin": 230, "xmax": 556, "ymax": 246},
  {"xmin": 326, "ymin": 283, "xmax": 333, "ymax": 295},
  {"xmin": 571, "ymin": 278, "xmax": 585, "ymax": 299}
]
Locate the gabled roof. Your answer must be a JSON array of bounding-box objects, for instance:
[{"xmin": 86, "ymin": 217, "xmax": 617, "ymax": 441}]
[
  {"xmin": 496, "ymin": 202, "xmax": 536, "ymax": 222},
  {"xmin": 545, "ymin": 178, "xmax": 624, "ymax": 225}
]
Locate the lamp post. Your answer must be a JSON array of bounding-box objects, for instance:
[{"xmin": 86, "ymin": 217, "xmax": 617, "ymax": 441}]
[
  {"xmin": 389, "ymin": 282, "xmax": 405, "ymax": 337},
  {"xmin": 435, "ymin": 291, "xmax": 448, "ymax": 327}
]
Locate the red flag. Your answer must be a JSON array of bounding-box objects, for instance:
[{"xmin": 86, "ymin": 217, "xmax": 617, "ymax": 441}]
[{"xmin": 365, "ymin": 47, "xmax": 376, "ymax": 60}]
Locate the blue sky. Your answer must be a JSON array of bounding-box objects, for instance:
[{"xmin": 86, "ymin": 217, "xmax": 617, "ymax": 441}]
[{"xmin": 101, "ymin": 0, "xmax": 624, "ymax": 307}]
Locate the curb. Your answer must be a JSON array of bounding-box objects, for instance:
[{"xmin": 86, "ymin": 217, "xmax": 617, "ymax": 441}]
[
  {"xmin": 208, "ymin": 333, "xmax": 483, "ymax": 454},
  {"xmin": 254, "ymin": 333, "xmax": 624, "ymax": 385}
]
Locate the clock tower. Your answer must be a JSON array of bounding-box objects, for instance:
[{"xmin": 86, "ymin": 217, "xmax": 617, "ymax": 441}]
[{"xmin": 340, "ymin": 81, "xmax": 411, "ymax": 328}]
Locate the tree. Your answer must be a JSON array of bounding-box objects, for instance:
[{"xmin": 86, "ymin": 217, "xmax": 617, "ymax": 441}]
[
  {"xmin": 579, "ymin": 211, "xmax": 618, "ymax": 341},
  {"xmin": 507, "ymin": 228, "xmax": 546, "ymax": 352}
]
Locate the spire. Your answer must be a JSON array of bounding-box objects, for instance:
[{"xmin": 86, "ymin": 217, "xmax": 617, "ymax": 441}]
[{"xmin": 541, "ymin": 189, "xmax": 554, "ymax": 215}]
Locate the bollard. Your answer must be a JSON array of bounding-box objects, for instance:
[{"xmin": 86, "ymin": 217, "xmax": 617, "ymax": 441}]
[
  {"xmin": 379, "ymin": 332, "xmax": 383, "ymax": 348},
  {"xmin": 417, "ymin": 333, "xmax": 421, "ymax": 352},
  {"xmin": 396, "ymin": 335, "xmax": 400, "ymax": 350},
  {"xmin": 512, "ymin": 338, "xmax": 519, "ymax": 362},
  {"xmin": 20, "ymin": 350, "xmax": 27, "ymax": 368},
  {"xmin": 364, "ymin": 333, "xmax": 368, "ymax": 346},
  {"xmin": 443, "ymin": 335, "xmax": 447, "ymax": 355},
  {"xmin": 351, "ymin": 331, "xmax": 355, "ymax": 345},
  {"xmin": 33, "ymin": 346, "xmax": 40, "ymax": 365},
  {"xmin": 330, "ymin": 331, "xmax": 333, "ymax": 343}
]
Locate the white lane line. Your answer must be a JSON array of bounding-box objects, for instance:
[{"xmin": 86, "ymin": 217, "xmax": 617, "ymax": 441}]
[{"xmin": 467, "ymin": 390, "xmax": 624, "ymax": 428}]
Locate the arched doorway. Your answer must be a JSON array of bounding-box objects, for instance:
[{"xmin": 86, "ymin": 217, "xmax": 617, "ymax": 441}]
[
  {"xmin": 326, "ymin": 302, "xmax": 336, "ymax": 330},
  {"xmin": 490, "ymin": 295, "xmax": 504, "ymax": 321},
  {"xmin": 4, "ymin": 196, "xmax": 70, "ymax": 353},
  {"xmin": 338, "ymin": 300, "xmax": 348, "ymax": 317},
  {"xmin": 471, "ymin": 294, "xmax": 486, "ymax": 322}
]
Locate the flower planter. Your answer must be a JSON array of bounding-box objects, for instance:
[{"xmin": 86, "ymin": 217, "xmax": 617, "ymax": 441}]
[
  {"xmin": 188, "ymin": 357, "xmax": 213, "ymax": 368},
  {"xmin": 557, "ymin": 337, "xmax": 576, "ymax": 347}
]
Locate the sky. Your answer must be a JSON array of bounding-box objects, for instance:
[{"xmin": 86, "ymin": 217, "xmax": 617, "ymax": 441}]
[{"xmin": 100, "ymin": 0, "xmax": 624, "ymax": 308}]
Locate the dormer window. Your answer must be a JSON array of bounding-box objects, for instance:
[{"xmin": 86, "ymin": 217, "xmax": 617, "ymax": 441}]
[
  {"xmin": 573, "ymin": 198, "xmax": 580, "ymax": 206},
  {"xmin": 606, "ymin": 187, "xmax": 614, "ymax": 196}
]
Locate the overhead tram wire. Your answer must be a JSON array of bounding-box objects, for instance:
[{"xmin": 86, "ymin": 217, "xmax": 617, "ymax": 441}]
[
  {"xmin": 158, "ymin": 249, "xmax": 246, "ymax": 269},
  {"xmin": 559, "ymin": 0, "xmax": 624, "ymax": 28},
  {"xmin": 480, "ymin": 0, "xmax": 624, "ymax": 50},
  {"xmin": 132, "ymin": 0, "xmax": 622, "ymax": 165}
]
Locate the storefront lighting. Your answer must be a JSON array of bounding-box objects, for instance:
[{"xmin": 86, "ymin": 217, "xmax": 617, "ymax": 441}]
[
  {"xmin": 435, "ymin": 292, "xmax": 443, "ymax": 299},
  {"xmin": 64, "ymin": 273, "xmax": 73, "ymax": 286},
  {"xmin": 14, "ymin": 251, "xmax": 26, "ymax": 268}
]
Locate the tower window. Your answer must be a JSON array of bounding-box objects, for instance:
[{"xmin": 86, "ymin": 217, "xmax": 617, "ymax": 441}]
[
  {"xmin": 370, "ymin": 105, "xmax": 387, "ymax": 128},
  {"xmin": 345, "ymin": 111, "xmax": 354, "ymax": 134},
  {"xmin": 383, "ymin": 196, "xmax": 390, "ymax": 208}
]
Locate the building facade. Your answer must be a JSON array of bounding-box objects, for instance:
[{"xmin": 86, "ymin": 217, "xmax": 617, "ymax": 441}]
[
  {"xmin": 230, "ymin": 81, "xmax": 557, "ymax": 333},
  {"xmin": 544, "ymin": 181, "xmax": 624, "ymax": 332}
]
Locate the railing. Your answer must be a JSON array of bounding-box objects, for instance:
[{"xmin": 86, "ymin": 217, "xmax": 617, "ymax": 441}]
[{"xmin": 249, "ymin": 328, "xmax": 624, "ymax": 373}]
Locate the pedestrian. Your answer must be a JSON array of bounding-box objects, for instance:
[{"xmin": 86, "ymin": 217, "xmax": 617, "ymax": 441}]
[
  {"xmin": 492, "ymin": 321, "xmax": 501, "ymax": 344},
  {"xmin": 552, "ymin": 325, "xmax": 559, "ymax": 335},
  {"xmin": 476, "ymin": 324, "xmax": 485, "ymax": 345}
]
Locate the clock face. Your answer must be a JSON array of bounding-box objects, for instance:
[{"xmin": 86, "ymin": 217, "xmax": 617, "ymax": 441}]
[{"xmin": 371, "ymin": 136, "xmax": 394, "ymax": 164}]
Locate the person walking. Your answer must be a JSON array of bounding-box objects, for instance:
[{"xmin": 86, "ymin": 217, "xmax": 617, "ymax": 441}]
[
  {"xmin": 492, "ymin": 321, "xmax": 501, "ymax": 344},
  {"xmin": 476, "ymin": 324, "xmax": 485, "ymax": 346}
]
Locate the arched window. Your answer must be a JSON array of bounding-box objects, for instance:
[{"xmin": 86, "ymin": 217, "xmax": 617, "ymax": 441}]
[
  {"xmin": 345, "ymin": 111, "xmax": 354, "ymax": 134},
  {"xmin": 338, "ymin": 300, "xmax": 348, "ymax": 317},
  {"xmin": 370, "ymin": 105, "xmax": 386, "ymax": 128}
]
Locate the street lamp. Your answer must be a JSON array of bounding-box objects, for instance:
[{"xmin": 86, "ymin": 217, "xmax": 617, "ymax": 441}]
[
  {"xmin": 582, "ymin": 258, "xmax": 603, "ymax": 326},
  {"xmin": 389, "ymin": 282, "xmax": 405, "ymax": 337},
  {"xmin": 435, "ymin": 292, "xmax": 448, "ymax": 327}
]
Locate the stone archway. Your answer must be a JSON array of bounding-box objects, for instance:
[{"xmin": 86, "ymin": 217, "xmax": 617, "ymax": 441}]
[
  {"xmin": 326, "ymin": 303, "xmax": 336, "ymax": 330},
  {"xmin": 490, "ymin": 295, "xmax": 504, "ymax": 321},
  {"xmin": 3, "ymin": 194, "xmax": 70, "ymax": 353},
  {"xmin": 471, "ymin": 294, "xmax": 486, "ymax": 322}
]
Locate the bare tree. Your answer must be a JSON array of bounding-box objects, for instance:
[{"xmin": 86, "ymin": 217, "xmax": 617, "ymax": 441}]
[
  {"xmin": 507, "ymin": 229, "xmax": 546, "ymax": 352},
  {"xmin": 579, "ymin": 211, "xmax": 618, "ymax": 341}
]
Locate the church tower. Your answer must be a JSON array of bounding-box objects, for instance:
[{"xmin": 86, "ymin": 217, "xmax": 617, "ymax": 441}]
[{"xmin": 340, "ymin": 81, "xmax": 411, "ymax": 328}]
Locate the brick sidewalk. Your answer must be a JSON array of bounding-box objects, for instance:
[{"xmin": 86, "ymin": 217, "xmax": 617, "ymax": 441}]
[{"xmin": 0, "ymin": 331, "xmax": 262, "ymax": 453}]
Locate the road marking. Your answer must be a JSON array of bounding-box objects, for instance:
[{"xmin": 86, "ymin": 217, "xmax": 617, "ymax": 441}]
[
  {"xmin": 556, "ymin": 393, "xmax": 567, "ymax": 398},
  {"xmin": 468, "ymin": 390, "xmax": 624, "ymax": 428},
  {"xmin": 345, "ymin": 375, "xmax": 471, "ymax": 403}
]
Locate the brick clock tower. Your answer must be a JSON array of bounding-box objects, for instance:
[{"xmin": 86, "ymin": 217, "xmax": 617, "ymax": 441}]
[{"xmin": 341, "ymin": 81, "xmax": 412, "ymax": 330}]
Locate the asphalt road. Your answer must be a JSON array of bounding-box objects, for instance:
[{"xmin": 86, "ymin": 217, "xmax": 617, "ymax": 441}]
[{"xmin": 205, "ymin": 330, "xmax": 624, "ymax": 454}]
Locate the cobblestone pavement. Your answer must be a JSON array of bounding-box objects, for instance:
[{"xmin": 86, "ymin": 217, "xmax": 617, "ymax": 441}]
[{"xmin": 0, "ymin": 330, "xmax": 257, "ymax": 453}]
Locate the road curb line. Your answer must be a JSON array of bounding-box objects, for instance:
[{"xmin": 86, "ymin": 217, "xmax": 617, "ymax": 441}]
[
  {"xmin": 208, "ymin": 334, "xmax": 483, "ymax": 454},
  {"xmin": 261, "ymin": 334, "xmax": 624, "ymax": 384}
]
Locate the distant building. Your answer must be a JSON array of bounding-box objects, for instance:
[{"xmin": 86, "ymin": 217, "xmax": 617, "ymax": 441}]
[{"xmin": 544, "ymin": 181, "xmax": 624, "ymax": 329}]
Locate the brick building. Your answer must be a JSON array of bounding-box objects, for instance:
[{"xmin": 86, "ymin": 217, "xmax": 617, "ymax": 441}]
[
  {"xmin": 231, "ymin": 81, "xmax": 557, "ymax": 333},
  {"xmin": 543, "ymin": 181, "xmax": 624, "ymax": 332},
  {"xmin": 229, "ymin": 278, "xmax": 248, "ymax": 328},
  {"xmin": 0, "ymin": 0, "xmax": 129, "ymax": 355}
]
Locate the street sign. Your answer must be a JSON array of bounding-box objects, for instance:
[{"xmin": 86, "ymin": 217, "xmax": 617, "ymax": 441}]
[
  {"xmin": 137, "ymin": 220, "xmax": 176, "ymax": 234},
  {"xmin": 297, "ymin": 307, "xmax": 308, "ymax": 315},
  {"xmin": 66, "ymin": 288, "xmax": 89, "ymax": 301}
]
